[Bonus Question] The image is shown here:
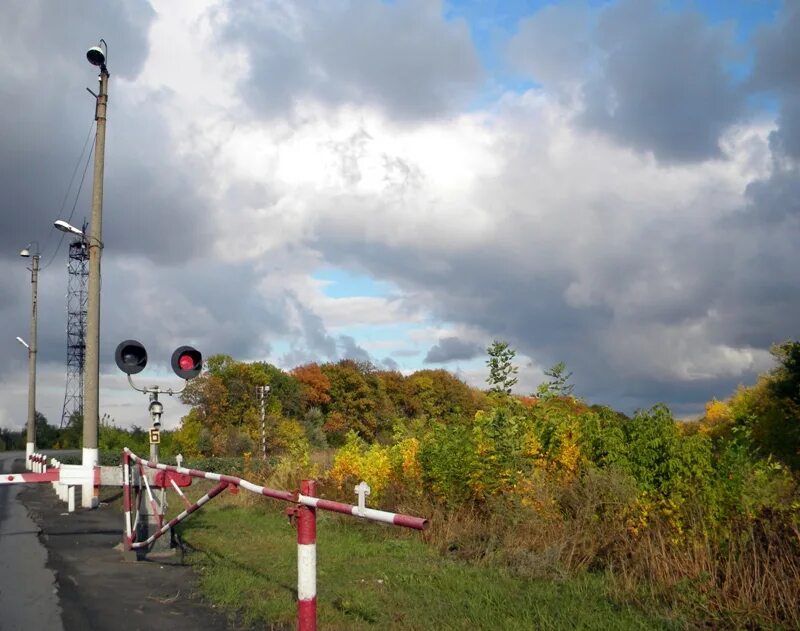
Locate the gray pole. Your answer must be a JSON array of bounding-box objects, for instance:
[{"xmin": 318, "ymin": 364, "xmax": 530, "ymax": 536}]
[
  {"xmin": 25, "ymin": 254, "xmax": 39, "ymax": 467},
  {"xmin": 82, "ymin": 63, "xmax": 109, "ymax": 508}
]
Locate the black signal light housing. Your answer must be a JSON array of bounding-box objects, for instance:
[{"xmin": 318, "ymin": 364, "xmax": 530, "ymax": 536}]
[
  {"xmin": 171, "ymin": 346, "xmax": 202, "ymax": 380},
  {"xmin": 114, "ymin": 340, "xmax": 148, "ymax": 375}
]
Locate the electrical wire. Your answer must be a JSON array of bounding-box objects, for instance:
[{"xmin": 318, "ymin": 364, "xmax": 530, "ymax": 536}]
[{"xmin": 40, "ymin": 129, "xmax": 96, "ymax": 270}]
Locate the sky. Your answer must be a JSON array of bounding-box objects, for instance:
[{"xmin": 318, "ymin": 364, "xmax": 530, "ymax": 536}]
[{"xmin": 0, "ymin": 0, "xmax": 798, "ymax": 431}]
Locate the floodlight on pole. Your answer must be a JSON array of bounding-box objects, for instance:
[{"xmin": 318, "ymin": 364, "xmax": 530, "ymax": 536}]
[
  {"xmin": 16, "ymin": 336, "xmax": 30, "ymax": 349},
  {"xmin": 86, "ymin": 39, "xmax": 107, "ymax": 69}
]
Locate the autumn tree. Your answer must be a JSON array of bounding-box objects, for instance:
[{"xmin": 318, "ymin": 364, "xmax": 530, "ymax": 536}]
[
  {"xmin": 178, "ymin": 355, "xmax": 303, "ymax": 456},
  {"xmin": 291, "ymin": 363, "xmax": 332, "ymax": 408},
  {"xmin": 407, "ymin": 369, "xmax": 482, "ymax": 422},
  {"xmin": 321, "ymin": 360, "xmax": 391, "ymax": 443}
]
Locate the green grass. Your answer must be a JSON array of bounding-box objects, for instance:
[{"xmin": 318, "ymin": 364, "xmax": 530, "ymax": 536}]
[{"xmin": 177, "ymin": 494, "xmax": 679, "ymax": 630}]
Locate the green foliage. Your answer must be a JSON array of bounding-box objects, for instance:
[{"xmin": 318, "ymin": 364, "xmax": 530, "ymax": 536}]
[
  {"xmin": 418, "ymin": 422, "xmax": 475, "ymax": 504},
  {"xmin": 34, "ymin": 411, "xmax": 60, "ymax": 448},
  {"xmin": 536, "ymin": 361, "xmax": 574, "ymax": 399},
  {"xmin": 769, "ymin": 339, "xmax": 800, "ymax": 404},
  {"xmin": 180, "ymin": 501, "xmax": 669, "ymax": 630},
  {"xmin": 485, "ymin": 340, "xmax": 518, "ymax": 394},
  {"xmin": 180, "ymin": 355, "xmax": 304, "ymax": 456}
]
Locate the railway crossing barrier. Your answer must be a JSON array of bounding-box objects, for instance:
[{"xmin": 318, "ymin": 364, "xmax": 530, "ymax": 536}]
[
  {"xmin": 123, "ymin": 448, "xmax": 429, "ymax": 631},
  {"xmin": 2, "ymin": 449, "xmax": 430, "ymax": 630}
]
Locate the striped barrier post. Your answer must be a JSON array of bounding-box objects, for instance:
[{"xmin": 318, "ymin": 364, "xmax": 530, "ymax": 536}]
[{"xmin": 297, "ymin": 479, "xmax": 317, "ymax": 631}]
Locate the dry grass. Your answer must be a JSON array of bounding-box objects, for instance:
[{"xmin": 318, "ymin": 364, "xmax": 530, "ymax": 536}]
[
  {"xmin": 613, "ymin": 516, "xmax": 800, "ymax": 629},
  {"xmin": 388, "ymin": 472, "xmax": 800, "ymax": 629}
]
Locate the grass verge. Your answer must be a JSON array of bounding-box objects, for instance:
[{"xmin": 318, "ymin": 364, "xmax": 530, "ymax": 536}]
[{"xmin": 176, "ymin": 488, "xmax": 679, "ymax": 630}]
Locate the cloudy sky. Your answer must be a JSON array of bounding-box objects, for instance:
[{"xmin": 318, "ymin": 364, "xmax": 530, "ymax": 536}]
[{"xmin": 1, "ymin": 0, "xmax": 798, "ymax": 431}]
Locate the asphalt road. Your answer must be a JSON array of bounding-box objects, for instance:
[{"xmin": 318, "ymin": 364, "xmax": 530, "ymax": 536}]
[
  {"xmin": 0, "ymin": 450, "xmax": 64, "ymax": 631},
  {"xmin": 0, "ymin": 450, "xmax": 232, "ymax": 631}
]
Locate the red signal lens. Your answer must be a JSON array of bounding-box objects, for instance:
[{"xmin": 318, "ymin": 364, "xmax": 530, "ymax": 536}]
[{"xmin": 179, "ymin": 354, "xmax": 195, "ymax": 371}]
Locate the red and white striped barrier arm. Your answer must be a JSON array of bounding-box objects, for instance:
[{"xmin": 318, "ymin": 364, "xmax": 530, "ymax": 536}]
[
  {"xmin": 0, "ymin": 470, "xmax": 59, "ymax": 485},
  {"xmin": 123, "ymin": 447, "xmax": 429, "ymax": 631},
  {"xmin": 123, "ymin": 448, "xmax": 429, "ymax": 530},
  {"xmin": 137, "ymin": 460, "xmax": 163, "ymax": 529},
  {"xmin": 128, "ymin": 481, "xmax": 229, "ymax": 550}
]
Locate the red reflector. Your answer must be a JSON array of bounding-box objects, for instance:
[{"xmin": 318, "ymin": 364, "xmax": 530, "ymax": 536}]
[{"xmin": 179, "ymin": 354, "xmax": 195, "ymax": 370}]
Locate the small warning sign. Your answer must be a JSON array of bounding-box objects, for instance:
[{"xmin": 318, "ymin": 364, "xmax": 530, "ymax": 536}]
[{"xmin": 149, "ymin": 428, "xmax": 161, "ymax": 444}]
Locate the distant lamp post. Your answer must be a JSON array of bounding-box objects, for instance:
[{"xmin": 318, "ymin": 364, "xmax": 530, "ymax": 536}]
[{"xmin": 19, "ymin": 243, "xmax": 39, "ymax": 469}]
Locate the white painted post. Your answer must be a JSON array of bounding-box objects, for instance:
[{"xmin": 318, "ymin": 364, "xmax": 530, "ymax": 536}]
[
  {"xmin": 68, "ymin": 486, "xmax": 76, "ymax": 513},
  {"xmin": 354, "ymin": 481, "xmax": 371, "ymax": 517}
]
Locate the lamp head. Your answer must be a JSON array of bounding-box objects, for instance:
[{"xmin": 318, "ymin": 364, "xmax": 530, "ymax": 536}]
[
  {"xmin": 54, "ymin": 220, "xmax": 84, "ymax": 236},
  {"xmin": 19, "ymin": 248, "xmax": 30, "ymax": 257},
  {"xmin": 86, "ymin": 45, "xmax": 106, "ymax": 67}
]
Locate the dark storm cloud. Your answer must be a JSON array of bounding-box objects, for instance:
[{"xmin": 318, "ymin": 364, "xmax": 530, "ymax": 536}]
[
  {"xmin": 509, "ymin": 0, "xmax": 743, "ymax": 163},
  {"xmin": 0, "ymin": 1, "xmax": 154, "ymax": 255},
  {"xmin": 221, "ymin": 0, "xmax": 482, "ymax": 120},
  {"xmin": 307, "ymin": 162, "xmax": 792, "ymax": 414},
  {"xmin": 0, "ymin": 0, "xmax": 214, "ymax": 281},
  {"xmin": 0, "ymin": 0, "xmax": 156, "ymax": 380},
  {"xmin": 424, "ymin": 336, "xmax": 481, "ymax": 364},
  {"xmin": 96, "ymin": 257, "xmax": 289, "ymax": 368},
  {"xmin": 750, "ymin": 4, "xmax": 800, "ymax": 160}
]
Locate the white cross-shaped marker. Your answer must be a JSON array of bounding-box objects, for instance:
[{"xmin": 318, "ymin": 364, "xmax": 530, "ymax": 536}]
[
  {"xmin": 354, "ymin": 481, "xmax": 371, "ymax": 517},
  {"xmin": 176, "ymin": 454, "xmax": 183, "ymax": 468}
]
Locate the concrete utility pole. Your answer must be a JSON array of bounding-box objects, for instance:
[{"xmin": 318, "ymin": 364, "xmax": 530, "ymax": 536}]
[
  {"xmin": 83, "ymin": 41, "xmax": 109, "ymax": 508},
  {"xmin": 18, "ymin": 245, "xmax": 39, "ymax": 468}
]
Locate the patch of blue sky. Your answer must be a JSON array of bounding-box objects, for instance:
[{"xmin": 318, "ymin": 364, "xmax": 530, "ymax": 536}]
[
  {"xmin": 664, "ymin": 0, "xmax": 781, "ymax": 42},
  {"xmin": 313, "ymin": 268, "xmax": 397, "ymax": 299},
  {"xmin": 444, "ymin": 0, "xmax": 783, "ymax": 104}
]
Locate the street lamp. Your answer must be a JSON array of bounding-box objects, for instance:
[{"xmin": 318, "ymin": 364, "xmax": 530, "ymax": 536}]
[
  {"xmin": 54, "ymin": 219, "xmax": 85, "ymax": 237},
  {"xmin": 19, "ymin": 243, "xmax": 39, "ymax": 469},
  {"xmin": 80, "ymin": 39, "xmax": 110, "ymax": 508}
]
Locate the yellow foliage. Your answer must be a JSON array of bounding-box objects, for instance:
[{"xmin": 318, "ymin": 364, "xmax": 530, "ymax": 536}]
[
  {"xmin": 705, "ymin": 399, "xmax": 732, "ymax": 424},
  {"xmin": 555, "ymin": 428, "xmax": 581, "ymax": 475},
  {"xmin": 397, "ymin": 437, "xmax": 422, "ymax": 484},
  {"xmin": 275, "ymin": 418, "xmax": 310, "ymax": 464},
  {"xmin": 328, "ymin": 434, "xmax": 423, "ymax": 500}
]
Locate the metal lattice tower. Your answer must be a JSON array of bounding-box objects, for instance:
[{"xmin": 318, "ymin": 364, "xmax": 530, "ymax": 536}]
[{"xmin": 60, "ymin": 237, "xmax": 89, "ymax": 428}]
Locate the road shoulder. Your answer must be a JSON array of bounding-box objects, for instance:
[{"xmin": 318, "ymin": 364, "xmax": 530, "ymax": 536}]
[{"xmin": 19, "ymin": 482, "xmax": 233, "ymax": 631}]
